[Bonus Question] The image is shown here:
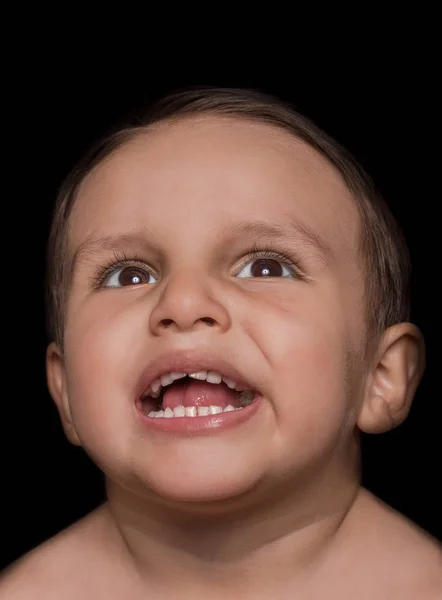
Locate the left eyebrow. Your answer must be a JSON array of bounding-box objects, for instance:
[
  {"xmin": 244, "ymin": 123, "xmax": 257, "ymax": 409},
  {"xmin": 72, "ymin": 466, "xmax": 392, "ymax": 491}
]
[{"xmin": 222, "ymin": 218, "xmax": 332, "ymax": 262}]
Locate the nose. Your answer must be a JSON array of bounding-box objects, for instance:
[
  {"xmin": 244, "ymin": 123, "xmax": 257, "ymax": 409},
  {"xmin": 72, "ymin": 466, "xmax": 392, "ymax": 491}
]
[{"xmin": 148, "ymin": 270, "xmax": 231, "ymax": 335}]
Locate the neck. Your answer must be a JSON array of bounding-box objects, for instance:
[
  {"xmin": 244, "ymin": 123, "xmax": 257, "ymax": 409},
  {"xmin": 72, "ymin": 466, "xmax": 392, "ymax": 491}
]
[{"xmin": 103, "ymin": 452, "xmax": 361, "ymax": 597}]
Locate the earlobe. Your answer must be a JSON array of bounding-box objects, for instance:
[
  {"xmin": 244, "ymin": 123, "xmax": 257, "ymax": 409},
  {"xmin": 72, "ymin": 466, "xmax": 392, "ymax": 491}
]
[
  {"xmin": 357, "ymin": 323, "xmax": 426, "ymax": 434},
  {"xmin": 46, "ymin": 342, "xmax": 82, "ymax": 446}
]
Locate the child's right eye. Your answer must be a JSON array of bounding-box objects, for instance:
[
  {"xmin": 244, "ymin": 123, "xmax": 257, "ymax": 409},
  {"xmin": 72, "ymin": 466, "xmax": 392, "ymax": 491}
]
[{"xmin": 104, "ymin": 266, "xmax": 157, "ymax": 288}]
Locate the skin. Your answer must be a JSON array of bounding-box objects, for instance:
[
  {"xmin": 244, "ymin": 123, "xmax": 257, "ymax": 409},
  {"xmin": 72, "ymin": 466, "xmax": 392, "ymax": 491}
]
[{"xmin": 1, "ymin": 117, "xmax": 440, "ymax": 599}]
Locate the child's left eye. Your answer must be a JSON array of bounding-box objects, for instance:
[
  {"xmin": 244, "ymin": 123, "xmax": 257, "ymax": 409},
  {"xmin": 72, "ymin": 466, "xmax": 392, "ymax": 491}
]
[{"xmin": 236, "ymin": 257, "xmax": 297, "ymax": 279}]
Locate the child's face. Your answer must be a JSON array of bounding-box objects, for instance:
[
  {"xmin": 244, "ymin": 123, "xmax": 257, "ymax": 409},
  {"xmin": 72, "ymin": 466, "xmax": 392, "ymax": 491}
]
[{"xmin": 53, "ymin": 117, "xmax": 368, "ymax": 503}]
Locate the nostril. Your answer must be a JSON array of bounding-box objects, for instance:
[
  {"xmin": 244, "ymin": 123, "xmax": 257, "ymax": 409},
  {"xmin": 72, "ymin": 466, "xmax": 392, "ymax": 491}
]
[
  {"xmin": 160, "ymin": 319, "xmax": 174, "ymax": 327},
  {"xmin": 158, "ymin": 317, "xmax": 216, "ymax": 329},
  {"xmin": 200, "ymin": 317, "xmax": 216, "ymax": 326}
]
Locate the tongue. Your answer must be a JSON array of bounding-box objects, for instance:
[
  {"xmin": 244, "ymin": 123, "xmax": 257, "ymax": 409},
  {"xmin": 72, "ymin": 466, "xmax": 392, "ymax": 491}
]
[{"xmin": 162, "ymin": 379, "xmax": 241, "ymax": 410}]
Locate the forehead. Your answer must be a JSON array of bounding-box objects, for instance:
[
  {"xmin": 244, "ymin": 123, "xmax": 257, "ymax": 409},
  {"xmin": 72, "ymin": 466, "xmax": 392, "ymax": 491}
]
[{"xmin": 71, "ymin": 116, "xmax": 360, "ymax": 256}]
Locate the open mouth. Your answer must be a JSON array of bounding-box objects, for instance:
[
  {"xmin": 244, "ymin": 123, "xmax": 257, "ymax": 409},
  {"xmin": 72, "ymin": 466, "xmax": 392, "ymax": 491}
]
[{"xmin": 139, "ymin": 371, "xmax": 257, "ymax": 419}]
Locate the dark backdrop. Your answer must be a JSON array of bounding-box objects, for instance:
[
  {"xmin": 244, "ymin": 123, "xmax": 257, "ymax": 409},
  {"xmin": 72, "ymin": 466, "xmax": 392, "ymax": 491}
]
[{"xmin": 2, "ymin": 50, "xmax": 440, "ymax": 571}]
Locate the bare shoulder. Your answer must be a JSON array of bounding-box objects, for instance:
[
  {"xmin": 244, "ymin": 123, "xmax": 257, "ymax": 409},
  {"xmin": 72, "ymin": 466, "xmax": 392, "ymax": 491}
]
[
  {"xmin": 0, "ymin": 504, "xmax": 129, "ymax": 599},
  {"xmin": 349, "ymin": 489, "xmax": 442, "ymax": 599}
]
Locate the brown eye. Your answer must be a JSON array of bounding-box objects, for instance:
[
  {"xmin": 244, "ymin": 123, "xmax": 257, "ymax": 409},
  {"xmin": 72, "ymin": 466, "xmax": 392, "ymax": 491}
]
[
  {"xmin": 105, "ymin": 266, "xmax": 156, "ymax": 288},
  {"xmin": 237, "ymin": 256, "xmax": 295, "ymax": 279},
  {"xmin": 249, "ymin": 259, "xmax": 284, "ymax": 277}
]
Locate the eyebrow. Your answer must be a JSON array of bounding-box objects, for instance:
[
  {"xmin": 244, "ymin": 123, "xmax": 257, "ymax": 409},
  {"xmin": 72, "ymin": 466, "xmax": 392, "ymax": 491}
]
[
  {"xmin": 70, "ymin": 231, "xmax": 163, "ymax": 273},
  {"xmin": 224, "ymin": 219, "xmax": 331, "ymax": 259},
  {"xmin": 71, "ymin": 217, "xmax": 331, "ymax": 272}
]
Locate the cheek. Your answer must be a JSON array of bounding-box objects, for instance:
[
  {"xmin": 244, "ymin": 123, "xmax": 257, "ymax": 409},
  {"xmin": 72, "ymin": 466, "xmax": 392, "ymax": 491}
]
[
  {"xmin": 65, "ymin": 291, "xmax": 145, "ymax": 370},
  {"xmin": 62, "ymin": 297, "xmax": 146, "ymax": 444},
  {"xmin": 243, "ymin": 286, "xmax": 357, "ymax": 445},
  {"xmin": 65, "ymin": 304, "xmax": 133, "ymax": 375}
]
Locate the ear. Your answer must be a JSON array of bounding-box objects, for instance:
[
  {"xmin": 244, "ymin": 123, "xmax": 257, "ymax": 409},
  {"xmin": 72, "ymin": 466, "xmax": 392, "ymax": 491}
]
[
  {"xmin": 357, "ymin": 323, "xmax": 425, "ymax": 434},
  {"xmin": 46, "ymin": 342, "xmax": 82, "ymax": 446}
]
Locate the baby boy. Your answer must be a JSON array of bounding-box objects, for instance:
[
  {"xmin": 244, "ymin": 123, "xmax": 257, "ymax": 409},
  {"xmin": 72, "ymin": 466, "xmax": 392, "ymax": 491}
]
[{"xmin": 1, "ymin": 87, "xmax": 441, "ymax": 599}]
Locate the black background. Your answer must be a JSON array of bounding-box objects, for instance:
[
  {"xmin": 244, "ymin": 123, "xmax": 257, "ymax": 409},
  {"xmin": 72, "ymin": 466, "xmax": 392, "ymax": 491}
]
[{"xmin": 2, "ymin": 42, "xmax": 440, "ymax": 571}]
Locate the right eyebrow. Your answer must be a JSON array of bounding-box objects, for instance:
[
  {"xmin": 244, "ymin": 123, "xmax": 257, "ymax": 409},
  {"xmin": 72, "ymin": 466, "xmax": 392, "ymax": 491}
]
[{"xmin": 70, "ymin": 230, "xmax": 163, "ymax": 274}]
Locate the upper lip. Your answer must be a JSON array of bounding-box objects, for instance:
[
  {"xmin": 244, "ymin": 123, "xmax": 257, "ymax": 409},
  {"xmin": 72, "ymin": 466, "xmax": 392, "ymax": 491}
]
[{"xmin": 136, "ymin": 349, "xmax": 258, "ymax": 400}]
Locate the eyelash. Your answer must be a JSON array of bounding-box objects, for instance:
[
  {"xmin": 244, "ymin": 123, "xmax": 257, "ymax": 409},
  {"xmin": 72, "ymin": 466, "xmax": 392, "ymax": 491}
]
[{"xmin": 91, "ymin": 244, "xmax": 304, "ymax": 289}]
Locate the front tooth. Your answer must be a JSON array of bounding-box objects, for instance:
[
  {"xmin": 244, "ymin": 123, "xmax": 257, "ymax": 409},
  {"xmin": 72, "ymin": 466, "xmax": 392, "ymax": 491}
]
[
  {"xmin": 173, "ymin": 406, "xmax": 186, "ymax": 417},
  {"xmin": 222, "ymin": 377, "xmax": 237, "ymax": 389},
  {"xmin": 188, "ymin": 371, "xmax": 207, "ymax": 380},
  {"xmin": 207, "ymin": 371, "xmax": 222, "ymax": 384},
  {"xmin": 151, "ymin": 379, "xmax": 162, "ymax": 393},
  {"xmin": 163, "ymin": 407, "xmax": 174, "ymax": 418},
  {"xmin": 197, "ymin": 406, "xmax": 210, "ymax": 416},
  {"xmin": 208, "ymin": 405, "xmax": 223, "ymax": 414},
  {"xmin": 171, "ymin": 372, "xmax": 187, "ymax": 381},
  {"xmin": 223, "ymin": 405, "xmax": 235, "ymax": 412},
  {"xmin": 185, "ymin": 406, "xmax": 197, "ymax": 417},
  {"xmin": 161, "ymin": 373, "xmax": 174, "ymax": 387}
]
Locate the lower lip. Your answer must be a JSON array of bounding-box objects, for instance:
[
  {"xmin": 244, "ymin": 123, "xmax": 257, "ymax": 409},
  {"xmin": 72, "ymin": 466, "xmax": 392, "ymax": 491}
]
[{"xmin": 136, "ymin": 395, "xmax": 264, "ymax": 436}]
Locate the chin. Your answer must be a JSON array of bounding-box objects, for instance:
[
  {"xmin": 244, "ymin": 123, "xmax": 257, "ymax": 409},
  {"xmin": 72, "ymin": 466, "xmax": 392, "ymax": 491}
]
[
  {"xmin": 106, "ymin": 459, "xmax": 267, "ymax": 510},
  {"xmin": 163, "ymin": 481, "xmax": 254, "ymax": 505}
]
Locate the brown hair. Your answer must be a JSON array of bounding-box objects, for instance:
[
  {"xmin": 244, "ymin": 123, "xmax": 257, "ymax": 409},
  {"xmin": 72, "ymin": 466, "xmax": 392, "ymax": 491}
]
[{"xmin": 46, "ymin": 87, "xmax": 411, "ymax": 350}]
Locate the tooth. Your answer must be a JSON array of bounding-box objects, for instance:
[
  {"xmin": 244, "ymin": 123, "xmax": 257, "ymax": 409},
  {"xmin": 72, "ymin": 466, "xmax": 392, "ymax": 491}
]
[
  {"xmin": 149, "ymin": 389, "xmax": 161, "ymax": 399},
  {"xmin": 188, "ymin": 371, "xmax": 207, "ymax": 380},
  {"xmin": 207, "ymin": 372, "xmax": 222, "ymax": 384},
  {"xmin": 171, "ymin": 372, "xmax": 187, "ymax": 381},
  {"xmin": 173, "ymin": 406, "xmax": 186, "ymax": 417},
  {"xmin": 161, "ymin": 373, "xmax": 174, "ymax": 387},
  {"xmin": 146, "ymin": 403, "xmax": 241, "ymax": 418},
  {"xmin": 151, "ymin": 379, "xmax": 162, "ymax": 393},
  {"xmin": 235, "ymin": 384, "xmax": 247, "ymax": 392},
  {"xmin": 222, "ymin": 377, "xmax": 237, "ymax": 389}
]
